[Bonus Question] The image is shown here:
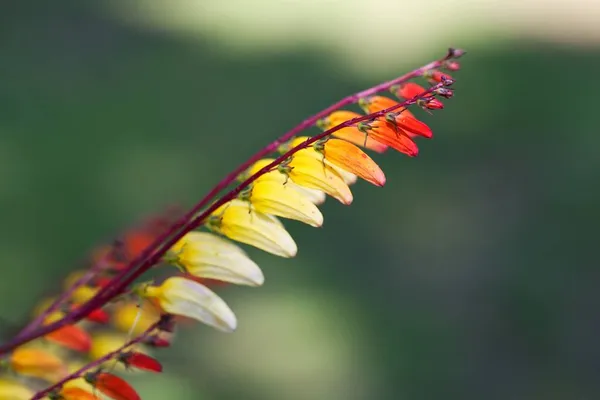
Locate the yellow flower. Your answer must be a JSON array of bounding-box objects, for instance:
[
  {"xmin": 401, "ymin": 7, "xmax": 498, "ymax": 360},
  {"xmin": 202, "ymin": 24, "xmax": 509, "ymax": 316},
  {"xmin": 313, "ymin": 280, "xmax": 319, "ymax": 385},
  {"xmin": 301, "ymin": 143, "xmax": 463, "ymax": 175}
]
[
  {"xmin": 70, "ymin": 285, "xmax": 98, "ymax": 304},
  {"xmin": 90, "ymin": 333, "xmax": 143, "ymax": 361},
  {"xmin": 144, "ymin": 277, "xmax": 237, "ymax": 333},
  {"xmin": 89, "ymin": 333, "xmax": 146, "ymax": 371},
  {"xmin": 207, "ymin": 199, "xmax": 297, "ymax": 258},
  {"xmin": 286, "ymin": 182, "xmax": 327, "ymax": 205},
  {"xmin": 170, "ymin": 232, "xmax": 265, "ymax": 286},
  {"xmin": 0, "ymin": 378, "xmax": 34, "ymax": 400},
  {"xmin": 113, "ymin": 300, "xmax": 160, "ymax": 336},
  {"xmin": 245, "ymin": 179, "xmax": 324, "ymax": 227},
  {"xmin": 248, "ymin": 158, "xmax": 327, "ymax": 205},
  {"xmin": 281, "ymin": 151, "xmax": 353, "ymax": 205},
  {"xmin": 10, "ymin": 347, "xmax": 66, "ymax": 381}
]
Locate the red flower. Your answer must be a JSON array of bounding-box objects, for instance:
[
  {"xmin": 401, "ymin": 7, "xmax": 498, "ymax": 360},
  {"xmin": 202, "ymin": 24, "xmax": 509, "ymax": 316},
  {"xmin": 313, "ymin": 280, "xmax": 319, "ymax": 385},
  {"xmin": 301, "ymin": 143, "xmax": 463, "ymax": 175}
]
[
  {"xmin": 394, "ymin": 82, "xmax": 444, "ymax": 110},
  {"xmin": 358, "ymin": 96, "xmax": 433, "ymax": 138},
  {"xmin": 85, "ymin": 372, "xmax": 140, "ymax": 400},
  {"xmin": 424, "ymin": 69, "xmax": 453, "ymax": 84},
  {"xmin": 119, "ymin": 351, "xmax": 163, "ymax": 373}
]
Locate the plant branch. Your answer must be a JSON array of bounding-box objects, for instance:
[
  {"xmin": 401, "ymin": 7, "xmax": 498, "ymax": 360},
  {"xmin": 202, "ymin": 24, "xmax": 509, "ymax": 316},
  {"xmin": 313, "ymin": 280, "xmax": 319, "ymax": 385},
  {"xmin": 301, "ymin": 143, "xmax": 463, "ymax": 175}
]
[{"xmin": 0, "ymin": 48, "xmax": 460, "ymax": 356}]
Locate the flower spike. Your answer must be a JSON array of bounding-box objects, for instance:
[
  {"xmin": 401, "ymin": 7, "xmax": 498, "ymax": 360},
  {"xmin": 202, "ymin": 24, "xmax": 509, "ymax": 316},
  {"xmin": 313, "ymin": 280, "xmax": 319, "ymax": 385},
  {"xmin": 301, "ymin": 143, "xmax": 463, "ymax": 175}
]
[{"xmin": 4, "ymin": 50, "xmax": 463, "ymax": 400}]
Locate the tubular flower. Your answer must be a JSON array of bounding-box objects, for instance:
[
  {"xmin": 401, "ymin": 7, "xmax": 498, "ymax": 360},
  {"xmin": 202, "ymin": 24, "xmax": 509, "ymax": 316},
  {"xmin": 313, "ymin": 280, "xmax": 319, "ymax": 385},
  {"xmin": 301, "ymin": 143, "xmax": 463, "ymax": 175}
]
[
  {"xmin": 0, "ymin": 379, "xmax": 34, "ymax": 400},
  {"xmin": 289, "ymin": 137, "xmax": 386, "ymax": 187},
  {"xmin": 84, "ymin": 372, "xmax": 141, "ymax": 400},
  {"xmin": 358, "ymin": 95, "xmax": 433, "ymax": 138},
  {"xmin": 317, "ymin": 111, "xmax": 388, "ymax": 153},
  {"xmin": 143, "ymin": 276, "xmax": 237, "ymax": 333},
  {"xmin": 244, "ymin": 179, "xmax": 324, "ymax": 227},
  {"xmin": 45, "ymin": 324, "xmax": 92, "ymax": 353},
  {"xmin": 207, "ymin": 199, "xmax": 297, "ymax": 258},
  {"xmin": 247, "ymin": 158, "xmax": 328, "ymax": 205},
  {"xmin": 169, "ymin": 232, "xmax": 265, "ymax": 286},
  {"xmin": 393, "ymin": 82, "xmax": 444, "ymax": 110},
  {"xmin": 10, "ymin": 347, "xmax": 67, "ymax": 381},
  {"xmin": 112, "ymin": 300, "xmax": 160, "ymax": 336},
  {"xmin": 424, "ymin": 69, "xmax": 453, "ymax": 84},
  {"xmin": 119, "ymin": 352, "xmax": 162, "ymax": 373},
  {"xmin": 279, "ymin": 151, "xmax": 353, "ymax": 205},
  {"xmin": 89, "ymin": 333, "xmax": 144, "ymax": 363},
  {"xmin": 286, "ymin": 181, "xmax": 327, "ymax": 205},
  {"xmin": 356, "ymin": 119, "xmax": 419, "ymax": 157}
]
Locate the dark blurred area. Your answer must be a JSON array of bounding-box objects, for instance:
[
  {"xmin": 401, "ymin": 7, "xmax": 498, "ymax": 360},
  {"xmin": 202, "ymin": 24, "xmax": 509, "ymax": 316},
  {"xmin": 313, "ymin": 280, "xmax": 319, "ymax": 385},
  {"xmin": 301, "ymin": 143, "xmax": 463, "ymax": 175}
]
[{"xmin": 1, "ymin": 1, "xmax": 599, "ymax": 399}]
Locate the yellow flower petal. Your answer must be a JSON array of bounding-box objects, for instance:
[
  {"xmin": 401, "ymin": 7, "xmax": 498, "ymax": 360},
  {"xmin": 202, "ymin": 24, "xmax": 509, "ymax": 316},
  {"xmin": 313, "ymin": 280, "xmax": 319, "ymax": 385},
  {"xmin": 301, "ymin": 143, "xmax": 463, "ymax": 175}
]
[
  {"xmin": 10, "ymin": 347, "xmax": 66, "ymax": 381},
  {"xmin": 90, "ymin": 332, "xmax": 144, "ymax": 361},
  {"xmin": 331, "ymin": 165, "xmax": 358, "ymax": 185},
  {"xmin": 71, "ymin": 285, "xmax": 98, "ymax": 304},
  {"xmin": 286, "ymin": 182, "xmax": 327, "ymax": 205},
  {"xmin": 250, "ymin": 179, "xmax": 324, "ymax": 227},
  {"xmin": 89, "ymin": 333, "xmax": 146, "ymax": 371},
  {"xmin": 171, "ymin": 232, "xmax": 264, "ymax": 286},
  {"xmin": 207, "ymin": 199, "xmax": 297, "ymax": 258},
  {"xmin": 0, "ymin": 379, "xmax": 34, "ymax": 400},
  {"xmin": 285, "ymin": 152, "xmax": 353, "ymax": 205},
  {"xmin": 248, "ymin": 159, "xmax": 328, "ymax": 205},
  {"xmin": 112, "ymin": 300, "xmax": 160, "ymax": 336},
  {"xmin": 145, "ymin": 277, "xmax": 237, "ymax": 333}
]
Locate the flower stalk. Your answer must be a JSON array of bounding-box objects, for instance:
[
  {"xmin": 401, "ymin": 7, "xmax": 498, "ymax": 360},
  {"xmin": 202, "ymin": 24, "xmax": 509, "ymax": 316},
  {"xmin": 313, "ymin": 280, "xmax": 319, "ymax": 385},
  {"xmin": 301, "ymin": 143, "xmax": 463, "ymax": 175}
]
[{"xmin": 0, "ymin": 48, "xmax": 465, "ymax": 400}]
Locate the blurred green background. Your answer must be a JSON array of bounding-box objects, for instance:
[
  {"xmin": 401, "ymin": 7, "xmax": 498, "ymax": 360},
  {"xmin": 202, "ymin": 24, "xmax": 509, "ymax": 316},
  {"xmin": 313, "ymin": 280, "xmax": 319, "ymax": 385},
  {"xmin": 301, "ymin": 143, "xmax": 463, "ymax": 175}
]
[{"xmin": 2, "ymin": 1, "xmax": 600, "ymax": 399}]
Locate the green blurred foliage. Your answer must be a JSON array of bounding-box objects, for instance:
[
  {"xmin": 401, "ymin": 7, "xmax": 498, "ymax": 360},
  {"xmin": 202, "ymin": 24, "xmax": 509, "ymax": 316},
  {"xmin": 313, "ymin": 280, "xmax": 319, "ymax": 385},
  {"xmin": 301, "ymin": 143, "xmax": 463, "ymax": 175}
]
[{"xmin": 1, "ymin": 1, "xmax": 599, "ymax": 400}]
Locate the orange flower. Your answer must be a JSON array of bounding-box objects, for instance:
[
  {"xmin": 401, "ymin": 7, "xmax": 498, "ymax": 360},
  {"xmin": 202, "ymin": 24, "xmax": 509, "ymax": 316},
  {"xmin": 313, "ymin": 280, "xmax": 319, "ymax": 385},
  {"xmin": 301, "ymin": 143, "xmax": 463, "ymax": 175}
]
[
  {"xmin": 10, "ymin": 347, "xmax": 66, "ymax": 381},
  {"xmin": 357, "ymin": 119, "xmax": 419, "ymax": 157},
  {"xmin": 45, "ymin": 324, "xmax": 92, "ymax": 352},
  {"xmin": 317, "ymin": 111, "xmax": 388, "ymax": 153},
  {"xmin": 60, "ymin": 387, "xmax": 101, "ymax": 400},
  {"xmin": 358, "ymin": 96, "xmax": 433, "ymax": 138},
  {"xmin": 85, "ymin": 372, "xmax": 140, "ymax": 400}
]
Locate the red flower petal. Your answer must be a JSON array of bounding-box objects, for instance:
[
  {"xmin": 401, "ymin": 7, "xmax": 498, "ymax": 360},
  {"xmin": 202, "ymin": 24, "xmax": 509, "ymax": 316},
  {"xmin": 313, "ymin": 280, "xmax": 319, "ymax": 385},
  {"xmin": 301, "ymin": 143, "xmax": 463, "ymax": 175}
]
[
  {"xmin": 145, "ymin": 335, "xmax": 171, "ymax": 348},
  {"xmin": 121, "ymin": 351, "xmax": 163, "ymax": 373},
  {"xmin": 45, "ymin": 324, "xmax": 92, "ymax": 352},
  {"xmin": 85, "ymin": 372, "xmax": 140, "ymax": 400}
]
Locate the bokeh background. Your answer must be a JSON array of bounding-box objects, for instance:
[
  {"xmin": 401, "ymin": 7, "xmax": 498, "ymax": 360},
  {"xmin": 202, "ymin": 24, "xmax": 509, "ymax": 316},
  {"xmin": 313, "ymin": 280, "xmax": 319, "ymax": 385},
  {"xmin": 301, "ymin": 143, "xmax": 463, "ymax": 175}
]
[{"xmin": 2, "ymin": 1, "xmax": 600, "ymax": 399}]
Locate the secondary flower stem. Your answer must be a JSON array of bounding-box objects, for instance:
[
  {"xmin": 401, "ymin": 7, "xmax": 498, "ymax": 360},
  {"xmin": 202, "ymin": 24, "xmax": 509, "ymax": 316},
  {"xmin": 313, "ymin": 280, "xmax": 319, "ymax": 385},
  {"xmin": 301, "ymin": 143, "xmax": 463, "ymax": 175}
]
[{"xmin": 31, "ymin": 318, "xmax": 165, "ymax": 399}]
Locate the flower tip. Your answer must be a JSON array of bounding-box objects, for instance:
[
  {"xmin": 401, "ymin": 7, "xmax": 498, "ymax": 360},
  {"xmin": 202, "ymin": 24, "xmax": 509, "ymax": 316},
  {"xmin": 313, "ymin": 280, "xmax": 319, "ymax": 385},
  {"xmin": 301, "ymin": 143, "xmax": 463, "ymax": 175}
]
[
  {"xmin": 373, "ymin": 170, "xmax": 387, "ymax": 187},
  {"xmin": 219, "ymin": 308, "xmax": 238, "ymax": 333}
]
